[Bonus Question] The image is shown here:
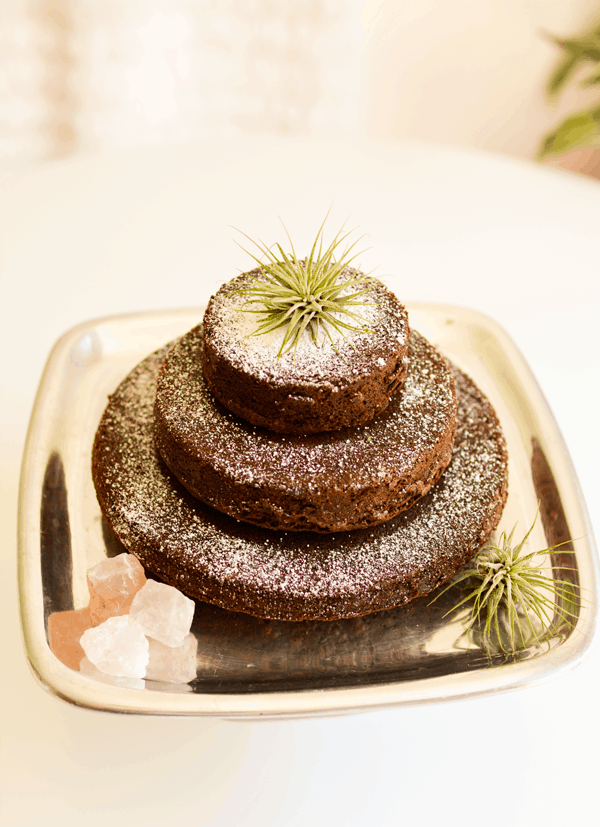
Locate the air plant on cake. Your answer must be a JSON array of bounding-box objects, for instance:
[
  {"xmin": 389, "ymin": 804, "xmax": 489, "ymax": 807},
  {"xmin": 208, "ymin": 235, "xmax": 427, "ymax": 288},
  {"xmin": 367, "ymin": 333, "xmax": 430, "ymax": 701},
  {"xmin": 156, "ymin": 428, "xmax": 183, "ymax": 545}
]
[
  {"xmin": 432, "ymin": 509, "xmax": 579, "ymax": 656},
  {"xmin": 232, "ymin": 216, "xmax": 374, "ymax": 356}
]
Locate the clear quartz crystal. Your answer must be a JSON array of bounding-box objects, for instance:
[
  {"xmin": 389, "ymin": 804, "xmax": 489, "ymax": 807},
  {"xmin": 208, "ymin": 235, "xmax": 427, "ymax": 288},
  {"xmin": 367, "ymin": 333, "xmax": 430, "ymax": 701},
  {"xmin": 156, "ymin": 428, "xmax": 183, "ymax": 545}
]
[
  {"xmin": 145, "ymin": 634, "xmax": 198, "ymax": 684},
  {"xmin": 129, "ymin": 579, "xmax": 195, "ymax": 647},
  {"xmin": 87, "ymin": 553, "xmax": 146, "ymax": 625},
  {"xmin": 79, "ymin": 656, "xmax": 145, "ymax": 690},
  {"xmin": 80, "ymin": 615, "xmax": 149, "ymax": 678}
]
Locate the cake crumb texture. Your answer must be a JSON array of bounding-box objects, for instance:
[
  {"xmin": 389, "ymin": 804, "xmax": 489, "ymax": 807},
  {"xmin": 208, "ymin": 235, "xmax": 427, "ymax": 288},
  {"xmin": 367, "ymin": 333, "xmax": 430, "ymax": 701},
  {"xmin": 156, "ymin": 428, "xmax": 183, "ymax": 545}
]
[
  {"xmin": 155, "ymin": 327, "xmax": 457, "ymax": 532},
  {"xmin": 92, "ymin": 343, "xmax": 508, "ymax": 621},
  {"xmin": 202, "ymin": 271, "xmax": 410, "ymax": 433}
]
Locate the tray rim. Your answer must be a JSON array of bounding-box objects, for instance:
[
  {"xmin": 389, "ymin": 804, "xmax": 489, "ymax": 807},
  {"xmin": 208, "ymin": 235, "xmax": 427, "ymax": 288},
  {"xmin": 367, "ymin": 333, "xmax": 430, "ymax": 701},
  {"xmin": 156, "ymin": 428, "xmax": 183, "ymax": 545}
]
[{"xmin": 18, "ymin": 303, "xmax": 599, "ymax": 717}]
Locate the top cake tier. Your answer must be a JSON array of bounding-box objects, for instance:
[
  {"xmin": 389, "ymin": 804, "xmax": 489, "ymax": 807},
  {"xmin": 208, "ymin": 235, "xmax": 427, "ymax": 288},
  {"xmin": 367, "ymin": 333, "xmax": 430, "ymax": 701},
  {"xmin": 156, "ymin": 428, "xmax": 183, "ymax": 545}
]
[{"xmin": 202, "ymin": 269, "xmax": 410, "ymax": 434}]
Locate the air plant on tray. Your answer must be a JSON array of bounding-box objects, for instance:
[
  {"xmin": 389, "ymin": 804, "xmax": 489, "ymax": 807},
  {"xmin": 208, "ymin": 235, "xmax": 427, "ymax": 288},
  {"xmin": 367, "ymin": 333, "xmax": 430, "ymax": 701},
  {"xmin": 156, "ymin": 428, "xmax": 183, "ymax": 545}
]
[{"xmin": 432, "ymin": 509, "xmax": 580, "ymax": 657}]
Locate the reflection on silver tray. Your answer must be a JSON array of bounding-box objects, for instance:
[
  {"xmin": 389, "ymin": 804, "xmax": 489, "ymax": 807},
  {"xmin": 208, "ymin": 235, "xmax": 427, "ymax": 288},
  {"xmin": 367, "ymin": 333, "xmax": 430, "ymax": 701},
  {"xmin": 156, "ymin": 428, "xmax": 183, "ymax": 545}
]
[{"xmin": 19, "ymin": 305, "xmax": 599, "ymax": 717}]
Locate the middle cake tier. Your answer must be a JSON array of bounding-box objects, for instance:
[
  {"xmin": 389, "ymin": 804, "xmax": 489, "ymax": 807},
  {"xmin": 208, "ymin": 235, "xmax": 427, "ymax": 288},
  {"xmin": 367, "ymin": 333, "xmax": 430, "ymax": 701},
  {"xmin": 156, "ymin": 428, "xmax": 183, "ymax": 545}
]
[{"xmin": 154, "ymin": 327, "xmax": 458, "ymax": 533}]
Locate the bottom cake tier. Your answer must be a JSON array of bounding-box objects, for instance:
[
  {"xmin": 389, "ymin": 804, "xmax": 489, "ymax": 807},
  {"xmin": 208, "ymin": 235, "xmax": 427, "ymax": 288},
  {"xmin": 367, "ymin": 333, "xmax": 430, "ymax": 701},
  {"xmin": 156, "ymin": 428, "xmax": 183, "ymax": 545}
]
[{"xmin": 92, "ymin": 344, "xmax": 508, "ymax": 621}]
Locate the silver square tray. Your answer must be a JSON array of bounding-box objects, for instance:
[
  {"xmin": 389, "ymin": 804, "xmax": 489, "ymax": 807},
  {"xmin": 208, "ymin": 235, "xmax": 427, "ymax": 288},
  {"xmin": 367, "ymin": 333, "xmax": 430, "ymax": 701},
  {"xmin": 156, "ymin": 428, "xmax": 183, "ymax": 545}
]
[{"xmin": 18, "ymin": 304, "xmax": 599, "ymax": 717}]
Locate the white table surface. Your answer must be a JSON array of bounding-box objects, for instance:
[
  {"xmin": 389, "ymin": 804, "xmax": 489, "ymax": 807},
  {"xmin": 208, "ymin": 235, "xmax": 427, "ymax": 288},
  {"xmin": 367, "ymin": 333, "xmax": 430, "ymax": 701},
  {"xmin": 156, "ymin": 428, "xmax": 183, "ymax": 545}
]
[{"xmin": 2, "ymin": 136, "xmax": 599, "ymax": 826}]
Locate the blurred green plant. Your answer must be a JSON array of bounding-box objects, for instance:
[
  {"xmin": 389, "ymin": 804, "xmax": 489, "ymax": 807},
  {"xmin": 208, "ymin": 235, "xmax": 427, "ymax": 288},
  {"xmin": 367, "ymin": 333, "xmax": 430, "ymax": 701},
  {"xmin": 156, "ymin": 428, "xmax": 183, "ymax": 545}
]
[{"xmin": 538, "ymin": 22, "xmax": 600, "ymax": 159}]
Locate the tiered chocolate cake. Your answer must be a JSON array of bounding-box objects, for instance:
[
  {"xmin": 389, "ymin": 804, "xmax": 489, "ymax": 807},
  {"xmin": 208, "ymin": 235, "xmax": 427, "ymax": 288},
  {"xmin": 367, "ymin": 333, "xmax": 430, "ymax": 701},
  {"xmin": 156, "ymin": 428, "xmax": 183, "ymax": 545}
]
[{"xmin": 93, "ymin": 246, "xmax": 508, "ymax": 622}]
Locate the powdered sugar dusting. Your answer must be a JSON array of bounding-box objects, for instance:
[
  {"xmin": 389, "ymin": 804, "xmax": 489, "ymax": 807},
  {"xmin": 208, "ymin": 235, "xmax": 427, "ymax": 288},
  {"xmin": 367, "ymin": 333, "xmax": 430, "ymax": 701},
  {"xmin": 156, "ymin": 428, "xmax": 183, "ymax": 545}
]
[
  {"xmin": 205, "ymin": 271, "xmax": 408, "ymax": 384},
  {"xmin": 92, "ymin": 342, "xmax": 508, "ymax": 620},
  {"xmin": 155, "ymin": 328, "xmax": 457, "ymax": 531}
]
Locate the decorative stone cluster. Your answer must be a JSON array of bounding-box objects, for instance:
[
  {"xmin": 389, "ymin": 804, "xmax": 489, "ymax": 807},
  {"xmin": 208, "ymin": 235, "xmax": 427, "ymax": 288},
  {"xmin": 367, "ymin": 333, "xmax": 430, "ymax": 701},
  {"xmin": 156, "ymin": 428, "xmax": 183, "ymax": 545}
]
[{"xmin": 48, "ymin": 553, "xmax": 197, "ymax": 683}]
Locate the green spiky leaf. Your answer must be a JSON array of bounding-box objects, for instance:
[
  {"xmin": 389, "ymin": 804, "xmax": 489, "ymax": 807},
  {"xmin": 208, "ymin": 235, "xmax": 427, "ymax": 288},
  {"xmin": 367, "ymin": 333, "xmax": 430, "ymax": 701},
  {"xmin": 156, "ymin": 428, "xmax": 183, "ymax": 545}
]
[
  {"xmin": 582, "ymin": 67, "xmax": 600, "ymax": 87},
  {"xmin": 546, "ymin": 33, "xmax": 600, "ymax": 97},
  {"xmin": 537, "ymin": 106, "xmax": 600, "ymax": 159},
  {"xmin": 232, "ymin": 216, "xmax": 374, "ymax": 357}
]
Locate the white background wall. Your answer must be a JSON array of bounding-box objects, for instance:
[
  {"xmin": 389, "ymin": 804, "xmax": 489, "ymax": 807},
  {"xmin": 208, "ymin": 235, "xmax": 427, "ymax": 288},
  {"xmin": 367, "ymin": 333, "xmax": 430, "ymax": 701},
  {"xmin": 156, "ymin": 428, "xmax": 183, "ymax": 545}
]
[{"xmin": 2, "ymin": 0, "xmax": 600, "ymax": 165}]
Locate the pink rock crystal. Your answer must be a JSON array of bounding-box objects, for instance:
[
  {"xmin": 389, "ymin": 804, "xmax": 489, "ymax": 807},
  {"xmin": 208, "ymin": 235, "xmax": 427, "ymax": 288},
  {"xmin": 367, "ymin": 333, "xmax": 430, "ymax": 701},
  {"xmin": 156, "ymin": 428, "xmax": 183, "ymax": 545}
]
[
  {"xmin": 48, "ymin": 607, "xmax": 93, "ymax": 670},
  {"xmin": 80, "ymin": 615, "xmax": 149, "ymax": 678},
  {"xmin": 87, "ymin": 553, "xmax": 146, "ymax": 625},
  {"xmin": 129, "ymin": 579, "xmax": 195, "ymax": 647}
]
